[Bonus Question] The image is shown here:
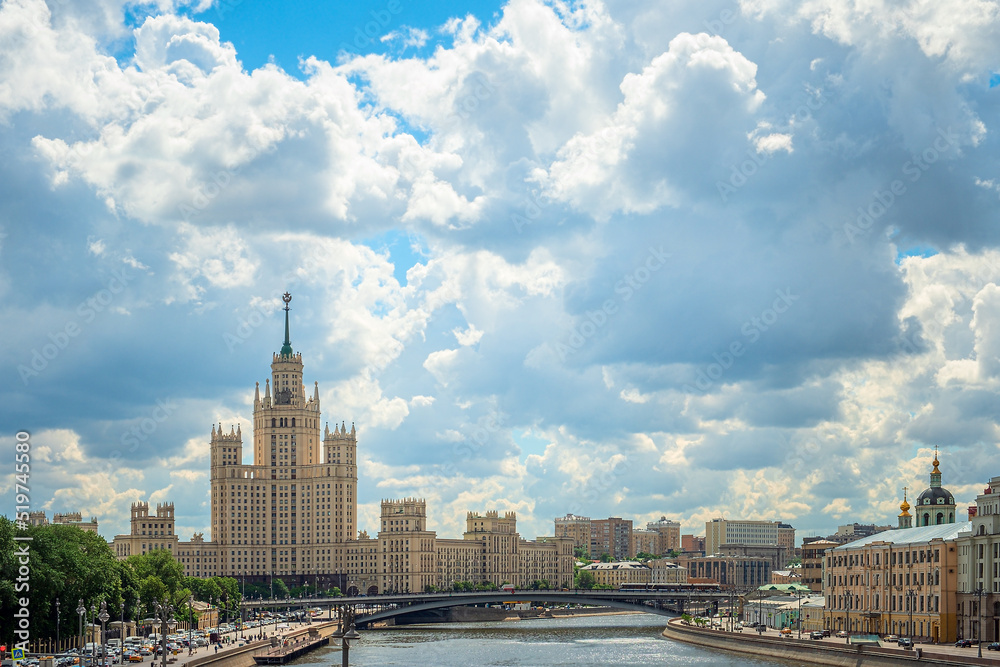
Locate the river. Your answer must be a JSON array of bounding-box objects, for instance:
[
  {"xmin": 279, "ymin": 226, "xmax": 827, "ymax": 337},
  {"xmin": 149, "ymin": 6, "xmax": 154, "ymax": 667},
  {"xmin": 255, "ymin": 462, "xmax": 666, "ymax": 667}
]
[{"xmin": 288, "ymin": 614, "xmax": 797, "ymax": 666}]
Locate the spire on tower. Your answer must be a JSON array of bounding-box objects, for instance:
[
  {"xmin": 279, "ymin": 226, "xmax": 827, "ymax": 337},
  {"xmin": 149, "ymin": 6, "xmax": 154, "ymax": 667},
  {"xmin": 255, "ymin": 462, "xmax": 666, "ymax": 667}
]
[
  {"xmin": 255, "ymin": 382, "xmax": 261, "ymax": 405},
  {"xmin": 279, "ymin": 292, "xmax": 293, "ymax": 357}
]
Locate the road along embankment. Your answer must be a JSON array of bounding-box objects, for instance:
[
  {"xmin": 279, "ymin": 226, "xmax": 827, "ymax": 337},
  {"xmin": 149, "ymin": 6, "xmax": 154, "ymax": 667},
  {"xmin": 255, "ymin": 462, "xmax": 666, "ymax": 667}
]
[
  {"xmin": 184, "ymin": 623, "xmax": 340, "ymax": 667},
  {"xmin": 662, "ymin": 619, "xmax": 995, "ymax": 667}
]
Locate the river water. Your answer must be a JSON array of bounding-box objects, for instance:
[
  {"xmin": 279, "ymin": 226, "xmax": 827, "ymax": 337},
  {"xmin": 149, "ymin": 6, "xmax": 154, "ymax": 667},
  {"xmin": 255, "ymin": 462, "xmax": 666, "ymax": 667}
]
[{"xmin": 289, "ymin": 614, "xmax": 797, "ymax": 666}]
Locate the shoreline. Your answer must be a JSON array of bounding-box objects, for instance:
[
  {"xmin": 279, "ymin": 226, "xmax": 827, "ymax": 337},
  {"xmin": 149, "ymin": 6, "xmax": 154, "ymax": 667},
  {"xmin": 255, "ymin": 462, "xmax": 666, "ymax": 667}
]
[{"xmin": 661, "ymin": 617, "xmax": 1000, "ymax": 667}]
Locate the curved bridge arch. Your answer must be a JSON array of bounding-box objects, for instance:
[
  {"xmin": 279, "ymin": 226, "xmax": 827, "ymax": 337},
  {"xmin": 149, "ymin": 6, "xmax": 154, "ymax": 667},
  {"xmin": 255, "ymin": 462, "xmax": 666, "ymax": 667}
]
[{"xmin": 355, "ymin": 592, "xmax": 675, "ymax": 626}]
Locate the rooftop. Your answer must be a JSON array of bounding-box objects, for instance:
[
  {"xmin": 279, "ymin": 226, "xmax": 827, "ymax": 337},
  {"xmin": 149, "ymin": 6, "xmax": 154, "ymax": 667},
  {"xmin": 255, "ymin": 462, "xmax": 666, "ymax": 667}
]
[{"xmin": 831, "ymin": 522, "xmax": 970, "ymax": 550}]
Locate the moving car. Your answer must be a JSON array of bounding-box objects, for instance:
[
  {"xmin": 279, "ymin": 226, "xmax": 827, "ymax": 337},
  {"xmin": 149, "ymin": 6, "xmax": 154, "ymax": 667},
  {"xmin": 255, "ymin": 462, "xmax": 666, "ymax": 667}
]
[
  {"xmin": 987, "ymin": 642, "xmax": 1000, "ymax": 651},
  {"xmin": 897, "ymin": 638, "xmax": 913, "ymax": 648},
  {"xmin": 956, "ymin": 638, "xmax": 974, "ymax": 647},
  {"xmin": 810, "ymin": 631, "xmax": 824, "ymax": 640},
  {"xmin": 883, "ymin": 634, "xmax": 898, "ymax": 642},
  {"xmin": 836, "ymin": 630, "xmax": 849, "ymax": 638}
]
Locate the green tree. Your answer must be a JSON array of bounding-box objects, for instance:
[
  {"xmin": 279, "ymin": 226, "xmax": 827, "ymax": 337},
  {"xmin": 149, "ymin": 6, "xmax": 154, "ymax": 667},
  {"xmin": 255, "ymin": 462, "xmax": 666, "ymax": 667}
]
[
  {"xmin": 634, "ymin": 552, "xmax": 657, "ymax": 561},
  {"xmin": 272, "ymin": 577, "xmax": 290, "ymax": 599},
  {"xmin": 574, "ymin": 570, "xmax": 596, "ymax": 589},
  {"xmin": 0, "ymin": 518, "xmax": 133, "ymax": 641},
  {"xmin": 573, "ymin": 546, "xmax": 589, "ymax": 560},
  {"xmin": 599, "ymin": 552, "xmax": 612, "ymax": 563}
]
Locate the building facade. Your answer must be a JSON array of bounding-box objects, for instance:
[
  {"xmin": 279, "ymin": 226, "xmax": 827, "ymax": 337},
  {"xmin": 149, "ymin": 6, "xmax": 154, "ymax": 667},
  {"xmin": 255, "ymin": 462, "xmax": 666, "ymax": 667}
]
[
  {"xmin": 554, "ymin": 514, "xmax": 591, "ymax": 551},
  {"xmin": 29, "ymin": 510, "xmax": 99, "ymax": 533},
  {"xmin": 956, "ymin": 476, "xmax": 1000, "ymax": 641},
  {"xmin": 112, "ymin": 293, "xmax": 572, "ymax": 591},
  {"xmin": 590, "ymin": 517, "xmax": 633, "ymax": 560},
  {"xmin": 676, "ymin": 554, "xmax": 772, "ymax": 587},
  {"xmin": 824, "ymin": 522, "xmax": 964, "ymax": 641},
  {"xmin": 646, "ymin": 516, "xmax": 682, "ymax": 554},
  {"xmin": 579, "ymin": 561, "xmax": 651, "ymax": 587},
  {"xmin": 801, "ymin": 539, "xmax": 838, "ymax": 593}
]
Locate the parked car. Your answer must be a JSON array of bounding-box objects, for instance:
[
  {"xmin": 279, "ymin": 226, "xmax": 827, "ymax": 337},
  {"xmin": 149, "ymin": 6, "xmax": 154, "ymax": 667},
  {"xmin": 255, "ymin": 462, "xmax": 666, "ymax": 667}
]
[{"xmin": 956, "ymin": 639, "xmax": 974, "ymax": 648}]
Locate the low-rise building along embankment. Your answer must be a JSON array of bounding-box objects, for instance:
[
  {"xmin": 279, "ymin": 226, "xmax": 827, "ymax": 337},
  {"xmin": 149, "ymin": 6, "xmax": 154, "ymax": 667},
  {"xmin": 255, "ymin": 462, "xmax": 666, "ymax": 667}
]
[{"xmin": 662, "ymin": 618, "xmax": 994, "ymax": 667}]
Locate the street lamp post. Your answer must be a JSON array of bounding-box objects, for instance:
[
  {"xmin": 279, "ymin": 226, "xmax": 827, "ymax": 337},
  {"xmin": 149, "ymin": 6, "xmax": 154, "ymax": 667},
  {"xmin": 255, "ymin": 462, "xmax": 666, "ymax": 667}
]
[
  {"xmin": 905, "ymin": 589, "xmax": 915, "ymax": 641},
  {"xmin": 153, "ymin": 599, "xmax": 175, "ymax": 667},
  {"xmin": 188, "ymin": 595, "xmax": 194, "ymax": 656},
  {"xmin": 797, "ymin": 590, "xmax": 802, "ymax": 640},
  {"xmin": 56, "ymin": 598, "xmax": 60, "ymax": 653},
  {"xmin": 90, "ymin": 604, "xmax": 97, "ymax": 667},
  {"xmin": 333, "ymin": 610, "xmax": 361, "ymax": 667},
  {"xmin": 119, "ymin": 602, "xmax": 125, "ymax": 645},
  {"xmin": 98, "ymin": 602, "xmax": 110, "ymax": 667},
  {"xmin": 845, "ymin": 594, "xmax": 850, "ymax": 644},
  {"xmin": 975, "ymin": 586, "xmax": 986, "ymax": 659},
  {"xmin": 77, "ymin": 600, "xmax": 86, "ymax": 662}
]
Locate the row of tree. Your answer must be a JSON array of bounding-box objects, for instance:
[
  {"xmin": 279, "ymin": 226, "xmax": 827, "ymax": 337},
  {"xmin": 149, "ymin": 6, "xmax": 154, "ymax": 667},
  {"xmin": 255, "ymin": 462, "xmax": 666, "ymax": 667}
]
[{"xmin": 0, "ymin": 518, "xmax": 242, "ymax": 641}]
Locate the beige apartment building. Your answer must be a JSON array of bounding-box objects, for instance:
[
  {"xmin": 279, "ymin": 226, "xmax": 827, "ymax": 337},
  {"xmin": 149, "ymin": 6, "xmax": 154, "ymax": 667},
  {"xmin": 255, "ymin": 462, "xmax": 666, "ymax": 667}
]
[
  {"xmin": 956, "ymin": 476, "xmax": 1000, "ymax": 641},
  {"xmin": 801, "ymin": 539, "xmax": 838, "ymax": 593},
  {"xmin": 579, "ymin": 561, "xmax": 651, "ymax": 587},
  {"xmin": 113, "ymin": 294, "xmax": 572, "ymax": 591},
  {"xmin": 824, "ymin": 522, "xmax": 964, "ymax": 641},
  {"xmin": 591, "ymin": 517, "xmax": 632, "ymax": 560},
  {"xmin": 554, "ymin": 513, "xmax": 591, "ymax": 551},
  {"xmin": 650, "ymin": 559, "xmax": 687, "ymax": 583},
  {"xmin": 823, "ymin": 453, "xmax": 965, "ymax": 642},
  {"xmin": 29, "ymin": 510, "xmax": 99, "ymax": 533}
]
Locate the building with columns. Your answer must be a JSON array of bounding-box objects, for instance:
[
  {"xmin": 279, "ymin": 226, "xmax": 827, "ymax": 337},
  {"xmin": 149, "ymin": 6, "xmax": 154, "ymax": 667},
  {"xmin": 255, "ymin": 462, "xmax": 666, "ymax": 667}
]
[
  {"xmin": 822, "ymin": 452, "xmax": 967, "ymax": 642},
  {"xmin": 956, "ymin": 476, "xmax": 1000, "ymax": 642},
  {"xmin": 112, "ymin": 293, "xmax": 572, "ymax": 591}
]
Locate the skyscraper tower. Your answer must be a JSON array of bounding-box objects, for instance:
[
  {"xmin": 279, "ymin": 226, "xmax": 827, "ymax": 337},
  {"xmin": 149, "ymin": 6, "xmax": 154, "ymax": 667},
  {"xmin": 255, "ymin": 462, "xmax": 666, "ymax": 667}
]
[{"xmin": 209, "ymin": 292, "xmax": 358, "ymax": 585}]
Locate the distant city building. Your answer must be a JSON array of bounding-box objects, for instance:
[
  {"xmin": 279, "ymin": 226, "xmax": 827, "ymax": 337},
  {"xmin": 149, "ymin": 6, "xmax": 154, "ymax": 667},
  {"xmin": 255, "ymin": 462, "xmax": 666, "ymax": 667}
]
[
  {"xmin": 675, "ymin": 553, "xmax": 771, "ymax": 588},
  {"xmin": 681, "ymin": 534, "xmax": 705, "ymax": 555},
  {"xmin": 770, "ymin": 567, "xmax": 802, "ymax": 585},
  {"xmin": 645, "ymin": 516, "xmax": 682, "ymax": 554},
  {"xmin": 705, "ymin": 518, "xmax": 794, "ymax": 570},
  {"xmin": 112, "ymin": 502, "xmax": 178, "ymax": 558},
  {"xmin": 834, "ymin": 523, "xmax": 894, "ymax": 542},
  {"xmin": 650, "ymin": 559, "xmax": 687, "ymax": 584},
  {"xmin": 28, "ymin": 510, "xmax": 99, "ymax": 533},
  {"xmin": 800, "ymin": 539, "xmax": 838, "ymax": 593},
  {"xmin": 590, "ymin": 517, "xmax": 632, "ymax": 560},
  {"xmin": 554, "ymin": 514, "xmax": 591, "ymax": 551},
  {"xmin": 631, "ymin": 528, "xmax": 659, "ymax": 556},
  {"xmin": 579, "ymin": 561, "xmax": 650, "ymax": 587}
]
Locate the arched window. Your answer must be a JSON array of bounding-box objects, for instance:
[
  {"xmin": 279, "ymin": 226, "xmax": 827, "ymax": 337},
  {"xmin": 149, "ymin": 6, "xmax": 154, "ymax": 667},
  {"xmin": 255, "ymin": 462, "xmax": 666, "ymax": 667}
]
[
  {"xmin": 936, "ymin": 512, "xmax": 943, "ymax": 525},
  {"xmin": 292, "ymin": 418, "xmax": 296, "ymax": 427},
  {"xmin": 271, "ymin": 418, "xmax": 276, "ymax": 427}
]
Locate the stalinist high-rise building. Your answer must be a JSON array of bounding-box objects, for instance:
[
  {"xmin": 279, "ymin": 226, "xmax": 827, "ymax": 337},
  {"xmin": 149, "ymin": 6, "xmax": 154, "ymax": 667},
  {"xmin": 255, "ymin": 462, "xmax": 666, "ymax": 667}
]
[
  {"xmin": 113, "ymin": 292, "xmax": 573, "ymax": 592},
  {"xmin": 207, "ymin": 292, "xmax": 357, "ymax": 583}
]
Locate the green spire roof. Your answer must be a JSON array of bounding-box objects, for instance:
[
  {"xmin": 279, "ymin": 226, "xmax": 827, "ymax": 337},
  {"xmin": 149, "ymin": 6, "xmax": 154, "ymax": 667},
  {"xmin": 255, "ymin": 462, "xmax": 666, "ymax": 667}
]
[{"xmin": 280, "ymin": 292, "xmax": 293, "ymax": 357}]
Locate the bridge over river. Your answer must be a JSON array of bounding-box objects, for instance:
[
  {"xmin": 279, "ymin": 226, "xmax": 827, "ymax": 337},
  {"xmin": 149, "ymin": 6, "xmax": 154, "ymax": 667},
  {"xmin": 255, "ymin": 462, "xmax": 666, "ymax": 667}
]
[{"xmin": 243, "ymin": 589, "xmax": 732, "ymax": 627}]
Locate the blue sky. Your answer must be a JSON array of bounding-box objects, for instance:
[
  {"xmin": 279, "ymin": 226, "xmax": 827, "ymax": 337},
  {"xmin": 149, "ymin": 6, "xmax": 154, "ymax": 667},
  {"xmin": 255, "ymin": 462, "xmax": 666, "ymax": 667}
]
[
  {"xmin": 187, "ymin": 0, "xmax": 504, "ymax": 74},
  {"xmin": 2, "ymin": 0, "xmax": 1000, "ymax": 546}
]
